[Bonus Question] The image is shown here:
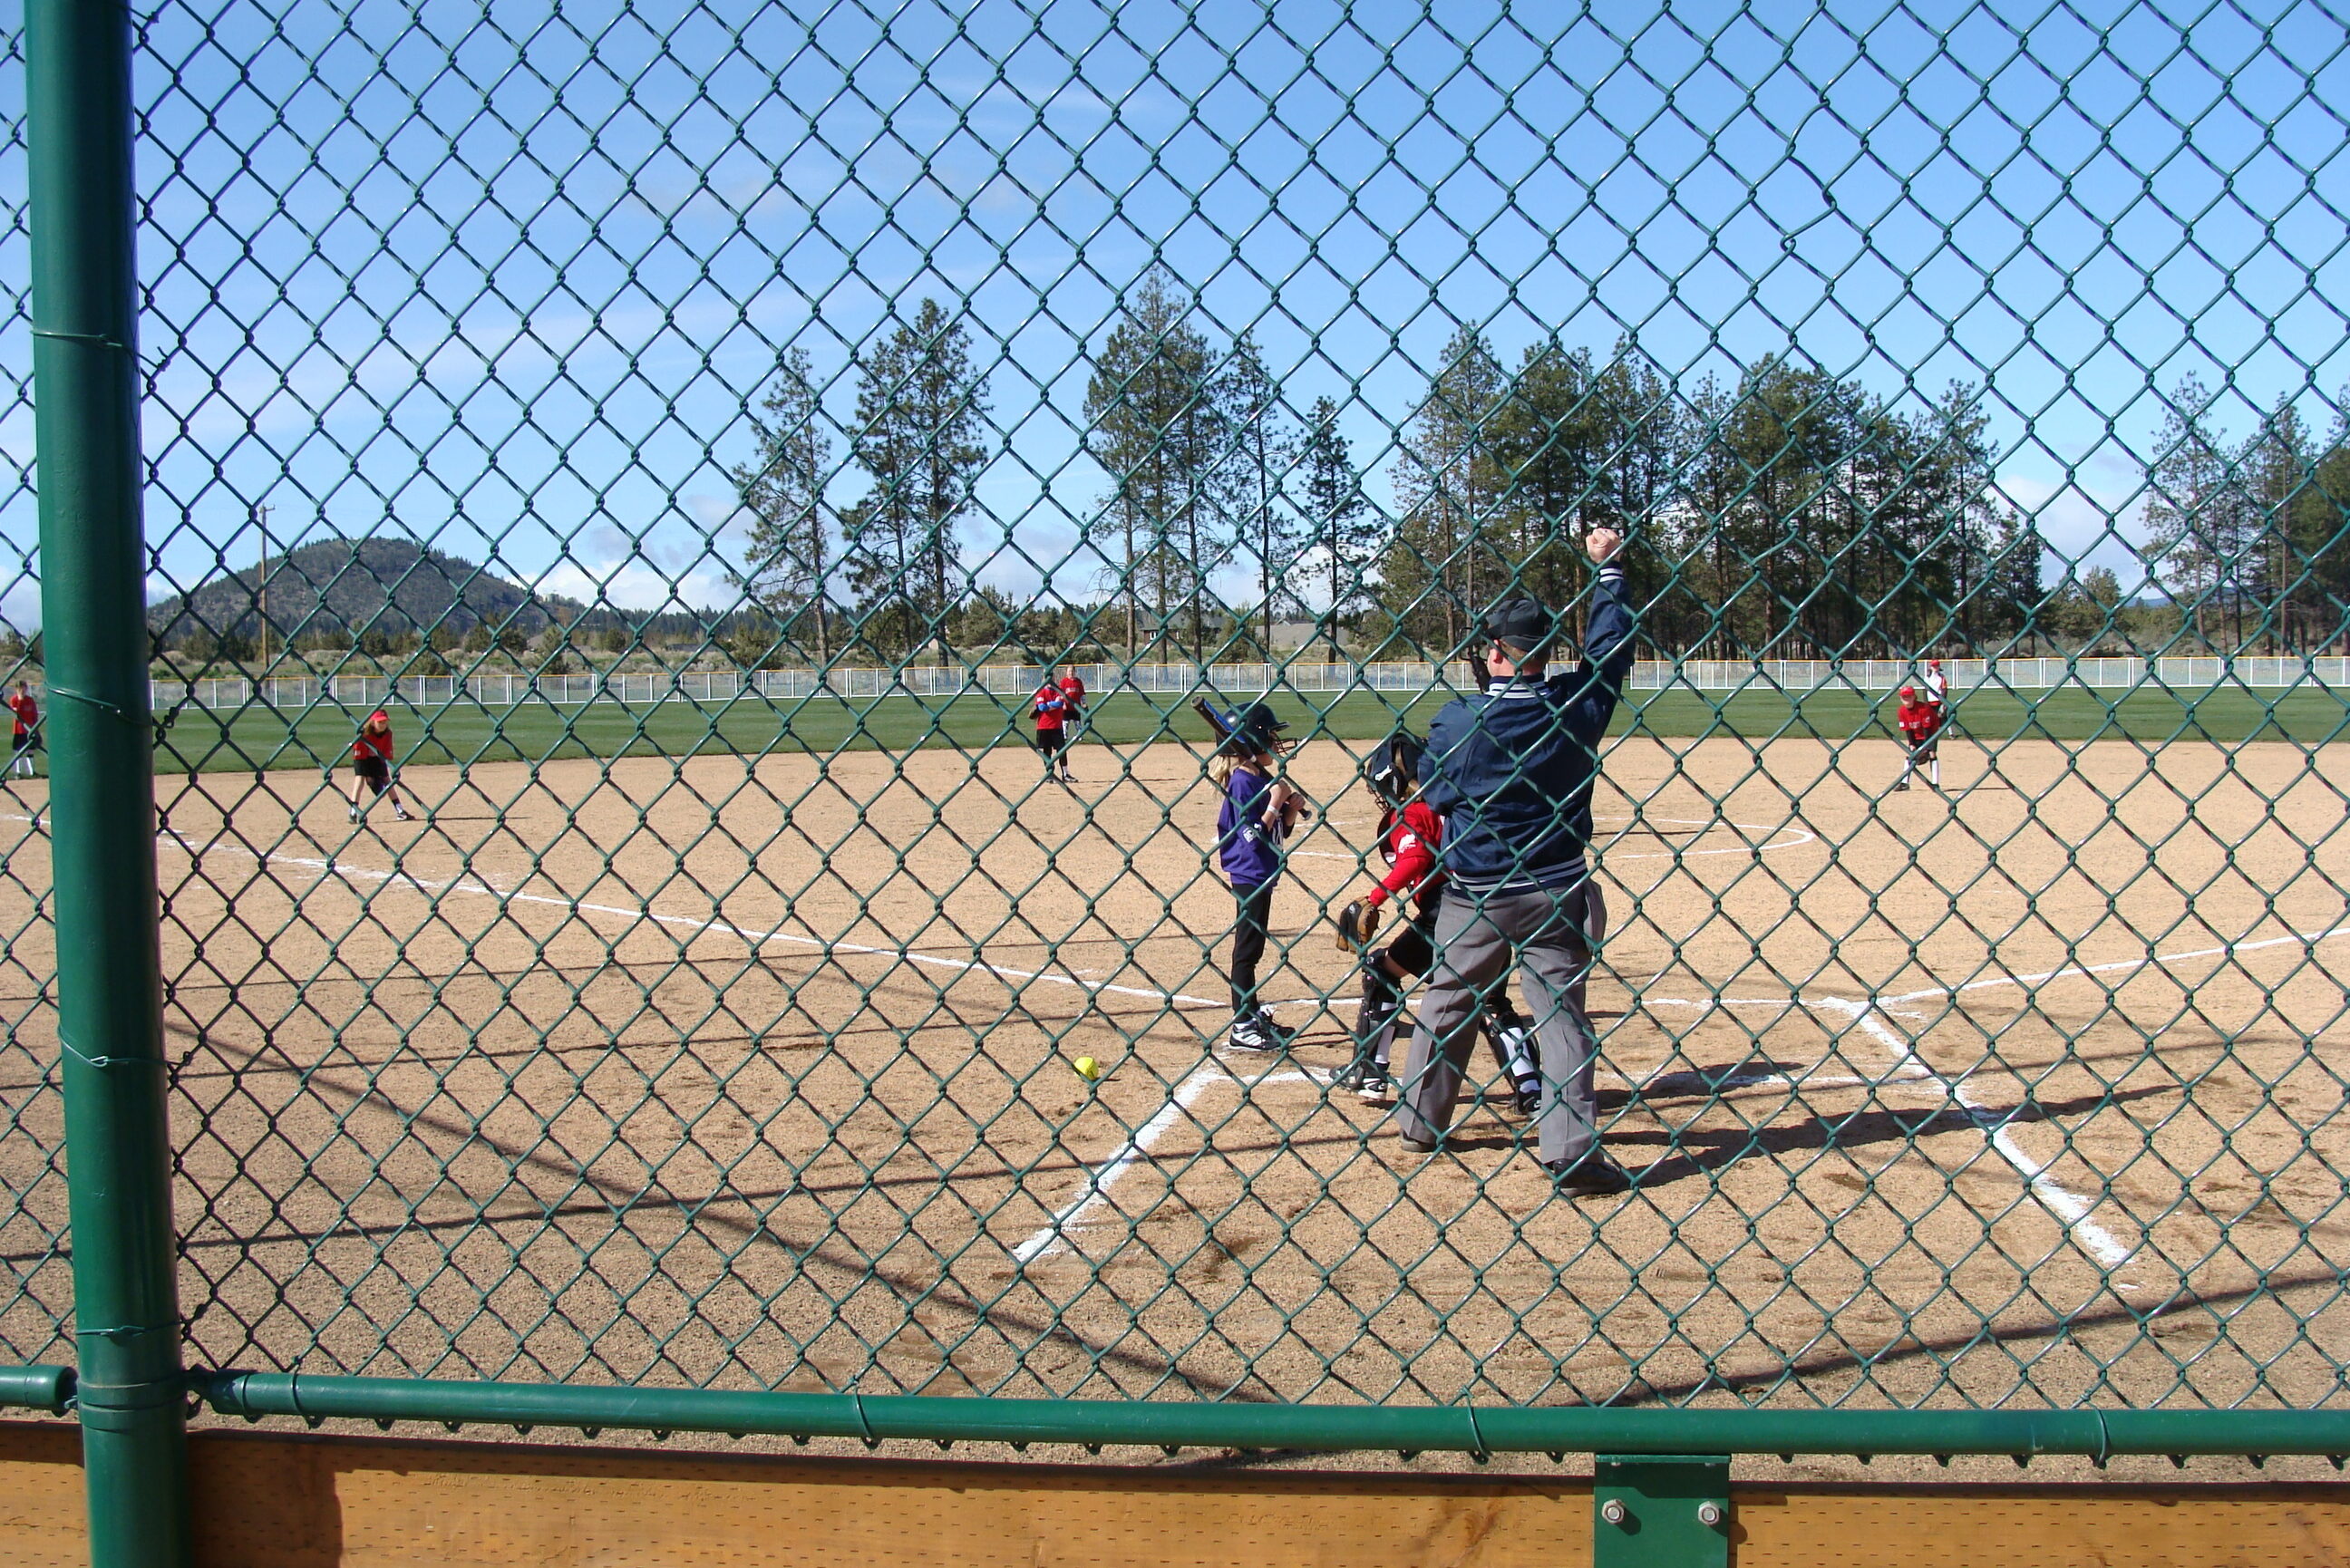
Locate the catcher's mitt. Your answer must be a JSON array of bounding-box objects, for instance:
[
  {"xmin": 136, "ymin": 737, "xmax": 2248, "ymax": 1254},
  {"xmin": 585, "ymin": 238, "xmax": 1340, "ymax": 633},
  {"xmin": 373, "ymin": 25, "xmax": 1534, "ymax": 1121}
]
[{"xmin": 1334, "ymin": 899, "xmax": 1382, "ymax": 951}]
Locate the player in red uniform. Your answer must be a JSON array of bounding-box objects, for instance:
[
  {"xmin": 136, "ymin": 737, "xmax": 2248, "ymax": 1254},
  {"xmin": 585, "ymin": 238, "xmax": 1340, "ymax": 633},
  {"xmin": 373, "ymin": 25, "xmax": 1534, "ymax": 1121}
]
[
  {"xmin": 6, "ymin": 682, "xmax": 38, "ymax": 779},
  {"xmin": 1054, "ymin": 669, "xmax": 1086, "ymax": 779},
  {"xmin": 1895, "ymin": 685, "xmax": 1942, "ymax": 791},
  {"xmin": 346, "ymin": 709, "xmax": 413, "ymax": 822},
  {"xmin": 1333, "ymin": 732, "xmax": 1539, "ymax": 1110},
  {"xmin": 1033, "ymin": 671, "xmax": 1073, "ymax": 784}
]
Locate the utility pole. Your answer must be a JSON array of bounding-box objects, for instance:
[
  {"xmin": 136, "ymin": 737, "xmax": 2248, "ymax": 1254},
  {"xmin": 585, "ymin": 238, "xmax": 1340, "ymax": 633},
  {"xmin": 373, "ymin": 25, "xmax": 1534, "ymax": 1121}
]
[{"xmin": 254, "ymin": 502, "xmax": 271, "ymax": 668}]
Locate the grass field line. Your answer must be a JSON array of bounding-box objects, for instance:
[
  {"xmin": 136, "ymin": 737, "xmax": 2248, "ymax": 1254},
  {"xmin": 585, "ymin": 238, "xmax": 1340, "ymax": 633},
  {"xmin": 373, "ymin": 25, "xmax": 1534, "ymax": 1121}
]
[{"xmin": 134, "ymin": 821, "xmax": 1231, "ymax": 1009}]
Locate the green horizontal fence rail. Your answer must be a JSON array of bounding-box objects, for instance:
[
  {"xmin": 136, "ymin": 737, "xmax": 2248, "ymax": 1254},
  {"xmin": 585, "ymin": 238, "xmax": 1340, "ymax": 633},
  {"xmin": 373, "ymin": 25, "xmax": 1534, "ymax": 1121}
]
[
  {"xmin": 8, "ymin": 5, "xmax": 2350, "ymax": 1551},
  {"xmin": 190, "ymin": 1371, "xmax": 2350, "ymax": 1462}
]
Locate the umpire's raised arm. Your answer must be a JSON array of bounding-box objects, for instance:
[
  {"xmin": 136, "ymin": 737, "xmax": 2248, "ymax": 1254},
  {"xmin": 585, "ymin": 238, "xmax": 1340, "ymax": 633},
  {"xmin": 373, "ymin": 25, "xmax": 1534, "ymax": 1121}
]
[{"xmin": 1559, "ymin": 526, "xmax": 1633, "ymax": 742}]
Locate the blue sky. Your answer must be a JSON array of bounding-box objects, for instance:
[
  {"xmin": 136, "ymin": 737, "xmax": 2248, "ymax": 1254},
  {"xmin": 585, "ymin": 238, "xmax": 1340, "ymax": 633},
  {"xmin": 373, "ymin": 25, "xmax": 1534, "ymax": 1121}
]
[{"xmin": 2, "ymin": 0, "xmax": 2346, "ymax": 630}]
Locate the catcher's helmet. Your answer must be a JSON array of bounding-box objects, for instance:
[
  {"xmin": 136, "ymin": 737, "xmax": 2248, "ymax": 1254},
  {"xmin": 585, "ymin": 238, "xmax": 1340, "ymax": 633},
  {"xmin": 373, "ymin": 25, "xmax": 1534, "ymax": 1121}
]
[
  {"xmin": 1222, "ymin": 701, "xmax": 1288, "ymax": 754},
  {"xmin": 1367, "ymin": 731, "xmax": 1424, "ymax": 808}
]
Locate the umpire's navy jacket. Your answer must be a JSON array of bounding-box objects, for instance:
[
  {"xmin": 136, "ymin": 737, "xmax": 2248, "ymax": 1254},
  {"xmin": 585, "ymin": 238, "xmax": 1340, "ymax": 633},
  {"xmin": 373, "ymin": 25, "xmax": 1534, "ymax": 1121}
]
[{"xmin": 1421, "ymin": 563, "xmax": 1633, "ymax": 893}]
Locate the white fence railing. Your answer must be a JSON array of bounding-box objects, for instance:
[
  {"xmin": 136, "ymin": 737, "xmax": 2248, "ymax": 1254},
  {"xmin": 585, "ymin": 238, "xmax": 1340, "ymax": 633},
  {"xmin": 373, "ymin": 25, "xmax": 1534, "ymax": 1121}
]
[{"xmin": 139, "ymin": 656, "xmax": 2350, "ymax": 713}]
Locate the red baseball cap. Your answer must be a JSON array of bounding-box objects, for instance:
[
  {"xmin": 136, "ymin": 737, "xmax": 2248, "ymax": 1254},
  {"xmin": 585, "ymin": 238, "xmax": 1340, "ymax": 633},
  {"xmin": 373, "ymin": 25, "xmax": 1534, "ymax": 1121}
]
[{"xmin": 1899, "ymin": 686, "xmax": 1916, "ymax": 698}]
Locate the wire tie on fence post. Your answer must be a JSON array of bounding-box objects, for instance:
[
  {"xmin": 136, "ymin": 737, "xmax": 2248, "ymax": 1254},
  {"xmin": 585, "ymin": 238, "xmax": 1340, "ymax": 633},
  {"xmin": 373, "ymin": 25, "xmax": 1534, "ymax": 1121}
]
[
  {"xmin": 59, "ymin": 1036, "xmax": 162, "ymax": 1072},
  {"xmin": 48, "ymin": 684, "xmax": 143, "ymax": 728},
  {"xmin": 73, "ymin": 1323, "xmax": 148, "ymax": 1342},
  {"xmin": 850, "ymin": 1392, "xmax": 877, "ymax": 1447},
  {"xmin": 1462, "ymin": 1401, "xmax": 1488, "ymax": 1462},
  {"xmin": 2092, "ymin": 1409, "xmax": 2111, "ymax": 1469},
  {"xmin": 29, "ymin": 326, "xmax": 131, "ymax": 353}
]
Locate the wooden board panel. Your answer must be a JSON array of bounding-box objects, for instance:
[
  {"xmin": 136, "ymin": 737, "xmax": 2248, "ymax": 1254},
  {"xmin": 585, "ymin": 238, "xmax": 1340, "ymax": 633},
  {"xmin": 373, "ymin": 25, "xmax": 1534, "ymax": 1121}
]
[
  {"xmin": 0, "ymin": 1421, "xmax": 85, "ymax": 1568},
  {"xmin": 1733, "ymin": 1484, "xmax": 2350, "ymax": 1568},
  {"xmin": 4, "ymin": 1422, "xmax": 2350, "ymax": 1567},
  {"xmin": 186, "ymin": 1435, "xmax": 1588, "ymax": 1568}
]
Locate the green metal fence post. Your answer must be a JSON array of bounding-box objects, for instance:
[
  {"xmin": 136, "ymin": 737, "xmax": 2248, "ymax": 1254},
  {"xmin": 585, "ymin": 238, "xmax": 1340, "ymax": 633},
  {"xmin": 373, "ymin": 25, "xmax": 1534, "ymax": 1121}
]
[{"xmin": 26, "ymin": 0, "xmax": 195, "ymax": 1564}]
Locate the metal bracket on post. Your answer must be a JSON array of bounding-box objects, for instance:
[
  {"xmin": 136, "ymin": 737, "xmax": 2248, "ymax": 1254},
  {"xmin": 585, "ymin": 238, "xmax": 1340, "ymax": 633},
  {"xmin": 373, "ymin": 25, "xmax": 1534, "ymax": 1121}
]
[{"xmin": 1595, "ymin": 1455, "xmax": 1731, "ymax": 1568}]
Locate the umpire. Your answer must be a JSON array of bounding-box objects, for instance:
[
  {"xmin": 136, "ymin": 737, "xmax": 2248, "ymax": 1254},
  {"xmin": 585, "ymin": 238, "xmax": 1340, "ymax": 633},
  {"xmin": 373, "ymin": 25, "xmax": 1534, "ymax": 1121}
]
[{"xmin": 1393, "ymin": 526, "xmax": 1636, "ymax": 1196}]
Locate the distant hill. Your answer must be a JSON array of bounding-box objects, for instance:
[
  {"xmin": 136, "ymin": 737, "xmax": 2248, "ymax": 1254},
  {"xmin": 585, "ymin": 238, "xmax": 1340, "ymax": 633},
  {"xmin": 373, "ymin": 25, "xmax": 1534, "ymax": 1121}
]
[{"xmin": 147, "ymin": 537, "xmax": 588, "ymax": 643}]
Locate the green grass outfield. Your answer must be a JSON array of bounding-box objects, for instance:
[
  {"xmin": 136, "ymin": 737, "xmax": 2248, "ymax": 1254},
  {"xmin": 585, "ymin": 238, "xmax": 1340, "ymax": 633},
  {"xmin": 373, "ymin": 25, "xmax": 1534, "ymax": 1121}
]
[{"xmin": 146, "ymin": 682, "xmax": 2350, "ymax": 777}]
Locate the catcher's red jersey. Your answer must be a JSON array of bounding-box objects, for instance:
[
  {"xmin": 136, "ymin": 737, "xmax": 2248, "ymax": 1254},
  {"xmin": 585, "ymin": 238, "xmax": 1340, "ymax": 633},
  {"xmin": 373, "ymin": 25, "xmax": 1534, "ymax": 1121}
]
[{"xmin": 1365, "ymin": 799, "xmax": 1443, "ymax": 910}]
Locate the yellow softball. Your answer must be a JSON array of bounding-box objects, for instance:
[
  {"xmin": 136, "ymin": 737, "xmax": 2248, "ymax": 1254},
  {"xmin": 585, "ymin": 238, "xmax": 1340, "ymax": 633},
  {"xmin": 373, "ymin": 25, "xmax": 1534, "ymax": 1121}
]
[{"xmin": 1073, "ymin": 1056, "xmax": 1101, "ymax": 1080}]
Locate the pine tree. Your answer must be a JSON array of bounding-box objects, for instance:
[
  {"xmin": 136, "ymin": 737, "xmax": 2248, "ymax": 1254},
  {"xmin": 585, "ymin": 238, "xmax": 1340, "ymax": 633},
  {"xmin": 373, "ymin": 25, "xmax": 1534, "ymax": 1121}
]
[
  {"xmin": 729, "ymin": 346, "xmax": 834, "ymax": 664},
  {"xmin": 1299, "ymin": 397, "xmax": 1373, "ymax": 660},
  {"xmin": 2241, "ymin": 396, "xmax": 2316, "ymax": 653},
  {"xmin": 1217, "ymin": 333, "xmax": 1297, "ymax": 654},
  {"xmin": 1083, "ymin": 272, "xmax": 1226, "ymax": 660},
  {"xmin": 2142, "ymin": 373, "xmax": 2248, "ymax": 651},
  {"xmin": 1385, "ymin": 325, "xmax": 1508, "ymax": 656},
  {"xmin": 844, "ymin": 299, "xmax": 992, "ymax": 666}
]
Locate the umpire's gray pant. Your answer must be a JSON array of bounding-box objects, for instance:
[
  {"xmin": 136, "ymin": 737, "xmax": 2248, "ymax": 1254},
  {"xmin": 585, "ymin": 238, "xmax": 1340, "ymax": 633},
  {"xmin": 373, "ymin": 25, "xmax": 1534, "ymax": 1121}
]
[{"xmin": 1393, "ymin": 884, "xmax": 1601, "ymax": 1166}]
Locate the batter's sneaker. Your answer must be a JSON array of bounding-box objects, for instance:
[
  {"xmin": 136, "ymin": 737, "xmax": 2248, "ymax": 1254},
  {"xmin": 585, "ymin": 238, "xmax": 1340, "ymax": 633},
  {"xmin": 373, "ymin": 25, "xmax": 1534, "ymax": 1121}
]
[
  {"xmin": 394, "ymin": 808, "xmax": 413, "ymax": 821},
  {"xmin": 1226, "ymin": 1015, "xmax": 1279, "ymax": 1053},
  {"xmin": 347, "ymin": 804, "xmax": 360, "ymax": 823},
  {"xmin": 1251, "ymin": 1012, "xmax": 1297, "ymax": 1048}
]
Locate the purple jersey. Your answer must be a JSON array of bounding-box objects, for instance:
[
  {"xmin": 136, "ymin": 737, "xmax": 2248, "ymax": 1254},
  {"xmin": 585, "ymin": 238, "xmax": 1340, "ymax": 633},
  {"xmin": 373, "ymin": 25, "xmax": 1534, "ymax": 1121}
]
[{"xmin": 1217, "ymin": 766, "xmax": 1283, "ymax": 887}]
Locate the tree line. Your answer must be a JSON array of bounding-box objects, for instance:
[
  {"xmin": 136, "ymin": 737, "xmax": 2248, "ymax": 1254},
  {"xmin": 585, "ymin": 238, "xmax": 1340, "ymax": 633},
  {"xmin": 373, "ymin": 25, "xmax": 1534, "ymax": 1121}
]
[
  {"xmin": 730, "ymin": 274, "xmax": 1375, "ymax": 666},
  {"xmin": 733, "ymin": 280, "xmax": 2350, "ymax": 667},
  {"xmin": 2138, "ymin": 373, "xmax": 2350, "ymax": 654}
]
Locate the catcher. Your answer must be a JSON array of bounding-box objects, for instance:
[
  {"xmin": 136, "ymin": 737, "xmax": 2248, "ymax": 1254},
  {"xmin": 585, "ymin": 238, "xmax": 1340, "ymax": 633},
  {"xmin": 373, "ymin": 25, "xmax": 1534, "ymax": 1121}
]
[{"xmin": 1332, "ymin": 731, "xmax": 1540, "ymax": 1112}]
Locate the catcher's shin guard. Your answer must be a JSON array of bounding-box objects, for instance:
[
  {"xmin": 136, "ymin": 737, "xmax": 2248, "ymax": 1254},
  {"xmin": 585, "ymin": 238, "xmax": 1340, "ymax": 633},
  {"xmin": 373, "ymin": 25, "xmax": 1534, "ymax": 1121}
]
[
  {"xmin": 1481, "ymin": 1001, "xmax": 1539, "ymax": 1084},
  {"xmin": 1355, "ymin": 967, "xmax": 1405, "ymax": 1069}
]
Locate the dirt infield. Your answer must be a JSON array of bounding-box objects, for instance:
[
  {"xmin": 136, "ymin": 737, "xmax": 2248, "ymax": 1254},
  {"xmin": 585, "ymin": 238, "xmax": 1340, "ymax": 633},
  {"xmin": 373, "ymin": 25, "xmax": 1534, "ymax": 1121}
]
[{"xmin": 0, "ymin": 729, "xmax": 2344, "ymax": 1412}]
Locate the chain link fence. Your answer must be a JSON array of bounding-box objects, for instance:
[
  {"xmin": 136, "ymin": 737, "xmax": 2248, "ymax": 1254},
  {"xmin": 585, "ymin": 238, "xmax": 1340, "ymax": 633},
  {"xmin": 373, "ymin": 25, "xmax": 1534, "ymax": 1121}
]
[{"xmin": 5, "ymin": 0, "xmax": 2350, "ymax": 1429}]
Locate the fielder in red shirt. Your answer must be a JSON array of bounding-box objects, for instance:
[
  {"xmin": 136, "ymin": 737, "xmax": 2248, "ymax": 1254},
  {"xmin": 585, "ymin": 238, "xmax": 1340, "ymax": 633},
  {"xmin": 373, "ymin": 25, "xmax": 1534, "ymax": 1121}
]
[
  {"xmin": 1333, "ymin": 731, "xmax": 1539, "ymax": 1111},
  {"xmin": 6, "ymin": 682, "xmax": 38, "ymax": 779},
  {"xmin": 345, "ymin": 709, "xmax": 414, "ymax": 823},
  {"xmin": 1896, "ymin": 685, "xmax": 1942, "ymax": 791},
  {"xmin": 1033, "ymin": 672, "xmax": 1073, "ymax": 784},
  {"xmin": 1055, "ymin": 669, "xmax": 1087, "ymax": 772}
]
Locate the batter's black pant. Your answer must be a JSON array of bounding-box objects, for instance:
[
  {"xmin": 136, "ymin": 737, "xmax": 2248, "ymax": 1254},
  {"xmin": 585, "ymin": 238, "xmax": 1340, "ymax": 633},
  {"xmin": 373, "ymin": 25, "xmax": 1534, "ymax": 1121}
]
[{"xmin": 1228, "ymin": 878, "xmax": 1278, "ymax": 1011}]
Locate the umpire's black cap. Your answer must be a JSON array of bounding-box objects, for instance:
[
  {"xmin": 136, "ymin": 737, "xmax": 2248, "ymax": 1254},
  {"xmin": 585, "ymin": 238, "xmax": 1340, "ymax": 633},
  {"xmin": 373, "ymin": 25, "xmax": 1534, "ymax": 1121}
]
[{"xmin": 1481, "ymin": 596, "xmax": 1556, "ymax": 658}]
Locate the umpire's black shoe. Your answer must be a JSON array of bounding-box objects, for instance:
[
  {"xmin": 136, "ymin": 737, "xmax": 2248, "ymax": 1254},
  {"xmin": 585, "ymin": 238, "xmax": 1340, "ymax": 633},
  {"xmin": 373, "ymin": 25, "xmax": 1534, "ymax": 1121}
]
[{"xmin": 1545, "ymin": 1153, "xmax": 1635, "ymax": 1197}]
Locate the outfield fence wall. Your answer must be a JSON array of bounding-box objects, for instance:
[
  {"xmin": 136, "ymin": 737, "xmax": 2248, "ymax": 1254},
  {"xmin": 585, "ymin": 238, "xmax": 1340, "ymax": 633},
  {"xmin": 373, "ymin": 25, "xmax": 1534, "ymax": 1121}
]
[{"xmin": 132, "ymin": 654, "xmax": 2350, "ymax": 714}]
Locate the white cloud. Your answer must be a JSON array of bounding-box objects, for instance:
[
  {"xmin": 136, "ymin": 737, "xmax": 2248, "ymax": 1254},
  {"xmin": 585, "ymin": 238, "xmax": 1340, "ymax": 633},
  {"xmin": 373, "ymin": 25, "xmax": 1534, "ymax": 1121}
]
[
  {"xmin": 1995, "ymin": 467, "xmax": 2157, "ymax": 588},
  {"xmin": 533, "ymin": 557, "xmax": 741, "ymax": 614}
]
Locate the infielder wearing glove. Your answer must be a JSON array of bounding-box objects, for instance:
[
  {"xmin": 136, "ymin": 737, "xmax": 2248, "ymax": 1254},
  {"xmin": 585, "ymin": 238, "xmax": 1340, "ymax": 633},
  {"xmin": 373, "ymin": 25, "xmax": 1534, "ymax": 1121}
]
[{"xmin": 1334, "ymin": 898, "xmax": 1382, "ymax": 950}]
